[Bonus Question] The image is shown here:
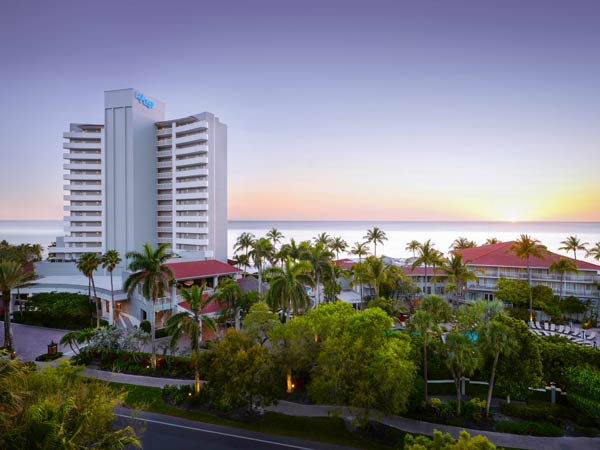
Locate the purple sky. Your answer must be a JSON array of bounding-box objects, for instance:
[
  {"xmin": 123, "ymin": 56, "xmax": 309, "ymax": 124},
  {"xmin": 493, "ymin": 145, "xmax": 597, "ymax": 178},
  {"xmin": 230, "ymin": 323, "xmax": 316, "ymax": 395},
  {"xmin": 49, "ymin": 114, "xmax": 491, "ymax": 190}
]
[{"xmin": 1, "ymin": 0, "xmax": 599, "ymax": 221}]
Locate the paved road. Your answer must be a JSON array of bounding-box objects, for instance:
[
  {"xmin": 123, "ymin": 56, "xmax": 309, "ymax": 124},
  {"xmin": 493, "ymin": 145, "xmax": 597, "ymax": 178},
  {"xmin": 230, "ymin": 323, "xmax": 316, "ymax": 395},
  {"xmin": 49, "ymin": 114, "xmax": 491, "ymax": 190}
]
[
  {"xmin": 114, "ymin": 407, "xmax": 353, "ymax": 450},
  {"xmin": 2, "ymin": 321, "xmax": 70, "ymax": 361}
]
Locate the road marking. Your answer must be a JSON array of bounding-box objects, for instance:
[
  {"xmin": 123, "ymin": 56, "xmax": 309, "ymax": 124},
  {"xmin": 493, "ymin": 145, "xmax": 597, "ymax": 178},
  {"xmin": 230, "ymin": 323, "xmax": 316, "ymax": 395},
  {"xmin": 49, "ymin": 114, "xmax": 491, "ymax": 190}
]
[{"xmin": 115, "ymin": 413, "xmax": 317, "ymax": 449}]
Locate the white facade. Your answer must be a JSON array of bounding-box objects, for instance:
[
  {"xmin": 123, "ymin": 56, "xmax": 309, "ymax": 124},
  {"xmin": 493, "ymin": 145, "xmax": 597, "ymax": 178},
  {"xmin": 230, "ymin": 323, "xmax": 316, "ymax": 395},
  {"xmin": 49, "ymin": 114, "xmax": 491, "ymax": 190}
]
[
  {"xmin": 53, "ymin": 88, "xmax": 227, "ymax": 263},
  {"xmin": 155, "ymin": 113, "xmax": 227, "ymax": 260}
]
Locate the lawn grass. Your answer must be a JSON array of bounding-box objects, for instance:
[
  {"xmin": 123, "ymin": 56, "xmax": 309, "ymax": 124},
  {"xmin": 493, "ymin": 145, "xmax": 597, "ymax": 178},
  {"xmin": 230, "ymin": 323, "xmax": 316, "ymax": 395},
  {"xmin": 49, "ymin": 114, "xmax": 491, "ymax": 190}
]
[{"xmin": 112, "ymin": 382, "xmax": 404, "ymax": 450}]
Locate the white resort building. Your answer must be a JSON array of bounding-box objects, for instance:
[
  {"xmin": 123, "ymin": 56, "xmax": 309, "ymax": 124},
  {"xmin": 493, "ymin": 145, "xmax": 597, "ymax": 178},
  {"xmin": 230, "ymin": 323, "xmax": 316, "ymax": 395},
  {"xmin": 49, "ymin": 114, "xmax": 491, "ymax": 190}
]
[{"xmin": 19, "ymin": 88, "xmax": 236, "ymax": 327}]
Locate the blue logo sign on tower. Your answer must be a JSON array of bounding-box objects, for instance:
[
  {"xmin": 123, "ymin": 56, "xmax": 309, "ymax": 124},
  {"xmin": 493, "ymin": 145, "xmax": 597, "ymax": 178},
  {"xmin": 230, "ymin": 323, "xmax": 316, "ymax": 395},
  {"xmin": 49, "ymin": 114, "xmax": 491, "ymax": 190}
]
[{"xmin": 135, "ymin": 92, "xmax": 154, "ymax": 109}]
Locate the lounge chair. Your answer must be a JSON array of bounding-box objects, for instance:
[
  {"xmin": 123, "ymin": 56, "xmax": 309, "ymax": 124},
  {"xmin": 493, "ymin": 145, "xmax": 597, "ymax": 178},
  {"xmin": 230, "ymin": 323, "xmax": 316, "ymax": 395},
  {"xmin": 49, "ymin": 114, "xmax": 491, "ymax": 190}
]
[
  {"xmin": 586, "ymin": 331, "xmax": 597, "ymax": 341},
  {"xmin": 544, "ymin": 322, "xmax": 550, "ymax": 331},
  {"xmin": 570, "ymin": 328, "xmax": 581, "ymax": 337},
  {"xmin": 557, "ymin": 325, "xmax": 564, "ymax": 333},
  {"xmin": 550, "ymin": 324, "xmax": 556, "ymax": 332},
  {"xmin": 536, "ymin": 321, "xmax": 542, "ymax": 329}
]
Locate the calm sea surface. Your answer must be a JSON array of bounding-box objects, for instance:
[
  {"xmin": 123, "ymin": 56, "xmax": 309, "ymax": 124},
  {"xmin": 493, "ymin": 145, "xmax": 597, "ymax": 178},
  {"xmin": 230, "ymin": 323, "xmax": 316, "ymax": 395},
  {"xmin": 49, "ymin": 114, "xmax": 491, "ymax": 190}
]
[{"xmin": 1, "ymin": 220, "xmax": 599, "ymax": 263}]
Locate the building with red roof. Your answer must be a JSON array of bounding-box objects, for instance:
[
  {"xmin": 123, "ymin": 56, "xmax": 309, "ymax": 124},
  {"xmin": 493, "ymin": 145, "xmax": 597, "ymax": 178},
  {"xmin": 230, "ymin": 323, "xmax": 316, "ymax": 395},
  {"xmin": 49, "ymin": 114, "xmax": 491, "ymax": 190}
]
[{"xmin": 453, "ymin": 242, "xmax": 600, "ymax": 302}]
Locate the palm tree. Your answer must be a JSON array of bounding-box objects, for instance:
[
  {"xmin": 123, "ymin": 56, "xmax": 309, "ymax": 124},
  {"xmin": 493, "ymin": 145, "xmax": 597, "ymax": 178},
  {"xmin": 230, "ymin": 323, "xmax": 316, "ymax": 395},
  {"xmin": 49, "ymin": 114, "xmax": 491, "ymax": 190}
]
[
  {"xmin": 300, "ymin": 242, "xmax": 334, "ymax": 306},
  {"xmin": 101, "ymin": 250, "xmax": 121, "ymax": 325},
  {"xmin": 478, "ymin": 319, "xmax": 517, "ymax": 417},
  {"xmin": 0, "ymin": 261, "xmax": 33, "ymax": 356},
  {"xmin": 234, "ymin": 232, "xmax": 256, "ymax": 256},
  {"xmin": 248, "ymin": 237, "xmax": 274, "ymax": 296},
  {"xmin": 559, "ymin": 236, "xmax": 588, "ymax": 260},
  {"xmin": 231, "ymin": 253, "xmax": 250, "ymax": 274},
  {"xmin": 435, "ymin": 254, "xmax": 479, "ymax": 304},
  {"xmin": 213, "ymin": 277, "xmax": 242, "ymax": 329},
  {"xmin": 313, "ymin": 232, "xmax": 332, "ymax": 247},
  {"xmin": 549, "ymin": 258, "xmax": 579, "ymax": 300},
  {"xmin": 123, "ymin": 243, "xmax": 174, "ymax": 369},
  {"xmin": 364, "ymin": 227, "xmax": 387, "ymax": 257},
  {"xmin": 450, "ymin": 237, "xmax": 476, "ymax": 250},
  {"xmin": 76, "ymin": 253, "xmax": 101, "ymax": 328},
  {"xmin": 410, "ymin": 295, "xmax": 451, "ymax": 406},
  {"xmin": 330, "ymin": 236, "xmax": 348, "ymax": 260},
  {"xmin": 508, "ymin": 235, "xmax": 547, "ymax": 323},
  {"xmin": 266, "ymin": 228, "xmax": 284, "ymax": 247},
  {"xmin": 353, "ymin": 256, "xmax": 401, "ymax": 299},
  {"xmin": 406, "ymin": 240, "xmax": 420, "ymax": 258},
  {"xmin": 166, "ymin": 284, "xmax": 216, "ymax": 394},
  {"xmin": 485, "ymin": 238, "xmax": 500, "ymax": 245},
  {"xmin": 444, "ymin": 331, "xmax": 480, "ymax": 414},
  {"xmin": 587, "ymin": 242, "xmax": 600, "ymax": 261},
  {"xmin": 411, "ymin": 240, "xmax": 438, "ymax": 296},
  {"xmin": 350, "ymin": 241, "xmax": 370, "ymax": 305},
  {"xmin": 265, "ymin": 257, "xmax": 314, "ymax": 318}
]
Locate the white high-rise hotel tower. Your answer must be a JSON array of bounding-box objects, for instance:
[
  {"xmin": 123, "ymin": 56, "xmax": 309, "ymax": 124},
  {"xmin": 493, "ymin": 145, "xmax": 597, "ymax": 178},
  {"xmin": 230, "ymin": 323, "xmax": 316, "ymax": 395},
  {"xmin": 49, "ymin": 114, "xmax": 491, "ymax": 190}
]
[{"xmin": 54, "ymin": 88, "xmax": 227, "ymax": 263}]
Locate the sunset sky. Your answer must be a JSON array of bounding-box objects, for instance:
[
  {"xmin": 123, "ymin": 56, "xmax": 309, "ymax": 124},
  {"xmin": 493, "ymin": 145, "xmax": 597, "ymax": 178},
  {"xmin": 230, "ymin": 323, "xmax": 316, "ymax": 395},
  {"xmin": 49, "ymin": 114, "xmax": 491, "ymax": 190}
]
[{"xmin": 1, "ymin": 0, "xmax": 599, "ymax": 221}]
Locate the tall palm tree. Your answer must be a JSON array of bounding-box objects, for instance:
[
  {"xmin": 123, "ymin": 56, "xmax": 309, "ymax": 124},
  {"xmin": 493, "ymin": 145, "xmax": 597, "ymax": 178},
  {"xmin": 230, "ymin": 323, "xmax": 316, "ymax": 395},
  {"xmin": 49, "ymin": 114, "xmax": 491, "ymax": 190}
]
[
  {"xmin": 587, "ymin": 242, "xmax": 600, "ymax": 261},
  {"xmin": 450, "ymin": 237, "xmax": 476, "ymax": 250},
  {"xmin": 76, "ymin": 253, "xmax": 101, "ymax": 328},
  {"xmin": 411, "ymin": 240, "xmax": 438, "ymax": 296},
  {"xmin": 266, "ymin": 228, "xmax": 284, "ymax": 247},
  {"xmin": 313, "ymin": 232, "xmax": 332, "ymax": 247},
  {"xmin": 213, "ymin": 277, "xmax": 242, "ymax": 329},
  {"xmin": 0, "ymin": 261, "xmax": 33, "ymax": 356},
  {"xmin": 410, "ymin": 295, "xmax": 451, "ymax": 406},
  {"xmin": 166, "ymin": 284, "xmax": 216, "ymax": 394},
  {"xmin": 485, "ymin": 238, "xmax": 500, "ymax": 245},
  {"xmin": 435, "ymin": 253, "xmax": 479, "ymax": 304},
  {"xmin": 234, "ymin": 232, "xmax": 256, "ymax": 256},
  {"xmin": 549, "ymin": 258, "xmax": 579, "ymax": 300},
  {"xmin": 364, "ymin": 227, "xmax": 387, "ymax": 257},
  {"xmin": 350, "ymin": 241, "xmax": 370, "ymax": 304},
  {"xmin": 405, "ymin": 240, "xmax": 420, "ymax": 259},
  {"xmin": 101, "ymin": 250, "xmax": 121, "ymax": 325},
  {"xmin": 330, "ymin": 236, "xmax": 348, "ymax": 260},
  {"xmin": 559, "ymin": 236, "xmax": 588, "ymax": 260},
  {"xmin": 444, "ymin": 331, "xmax": 480, "ymax": 414},
  {"xmin": 123, "ymin": 243, "xmax": 174, "ymax": 369},
  {"xmin": 265, "ymin": 257, "xmax": 314, "ymax": 318},
  {"xmin": 508, "ymin": 235, "xmax": 546, "ymax": 323},
  {"xmin": 300, "ymin": 242, "xmax": 334, "ymax": 306},
  {"xmin": 248, "ymin": 237, "xmax": 274, "ymax": 296},
  {"xmin": 478, "ymin": 319, "xmax": 517, "ymax": 417}
]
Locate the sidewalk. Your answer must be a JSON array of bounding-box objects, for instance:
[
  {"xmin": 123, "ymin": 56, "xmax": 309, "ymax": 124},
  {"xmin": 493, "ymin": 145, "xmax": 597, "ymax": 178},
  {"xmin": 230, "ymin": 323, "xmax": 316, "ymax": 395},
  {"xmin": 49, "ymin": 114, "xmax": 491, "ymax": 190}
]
[
  {"xmin": 82, "ymin": 367, "xmax": 194, "ymax": 388},
  {"xmin": 81, "ymin": 368, "xmax": 600, "ymax": 450}
]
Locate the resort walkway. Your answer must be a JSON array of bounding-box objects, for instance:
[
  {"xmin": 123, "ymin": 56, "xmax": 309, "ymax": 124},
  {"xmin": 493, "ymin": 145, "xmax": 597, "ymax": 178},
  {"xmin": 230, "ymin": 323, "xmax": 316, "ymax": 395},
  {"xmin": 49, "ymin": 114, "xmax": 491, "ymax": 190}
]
[{"xmin": 79, "ymin": 368, "xmax": 600, "ymax": 450}]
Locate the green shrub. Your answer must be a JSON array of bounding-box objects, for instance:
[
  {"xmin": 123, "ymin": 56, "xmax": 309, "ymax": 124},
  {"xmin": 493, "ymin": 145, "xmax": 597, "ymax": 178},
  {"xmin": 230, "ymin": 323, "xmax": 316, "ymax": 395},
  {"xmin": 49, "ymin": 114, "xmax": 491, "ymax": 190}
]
[
  {"xmin": 499, "ymin": 401, "xmax": 561, "ymax": 421},
  {"xmin": 139, "ymin": 321, "xmax": 151, "ymax": 334},
  {"xmin": 462, "ymin": 397, "xmax": 486, "ymax": 422},
  {"xmin": 155, "ymin": 328, "xmax": 169, "ymax": 339},
  {"xmin": 495, "ymin": 420, "xmax": 563, "ymax": 436},
  {"xmin": 35, "ymin": 352, "xmax": 64, "ymax": 362},
  {"xmin": 14, "ymin": 292, "xmax": 94, "ymax": 329},
  {"xmin": 162, "ymin": 384, "xmax": 193, "ymax": 405}
]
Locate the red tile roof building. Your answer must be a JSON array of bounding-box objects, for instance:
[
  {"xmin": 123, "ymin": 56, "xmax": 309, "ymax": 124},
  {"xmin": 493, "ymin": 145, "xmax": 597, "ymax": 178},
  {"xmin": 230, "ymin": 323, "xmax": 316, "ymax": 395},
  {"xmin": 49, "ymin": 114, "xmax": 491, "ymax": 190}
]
[{"xmin": 453, "ymin": 242, "xmax": 600, "ymax": 302}]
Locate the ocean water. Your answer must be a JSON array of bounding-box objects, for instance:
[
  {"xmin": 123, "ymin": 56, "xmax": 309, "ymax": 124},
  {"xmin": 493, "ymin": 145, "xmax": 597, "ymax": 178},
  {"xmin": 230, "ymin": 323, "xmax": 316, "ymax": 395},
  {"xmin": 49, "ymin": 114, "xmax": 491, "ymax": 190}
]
[{"xmin": 1, "ymin": 220, "xmax": 599, "ymax": 263}]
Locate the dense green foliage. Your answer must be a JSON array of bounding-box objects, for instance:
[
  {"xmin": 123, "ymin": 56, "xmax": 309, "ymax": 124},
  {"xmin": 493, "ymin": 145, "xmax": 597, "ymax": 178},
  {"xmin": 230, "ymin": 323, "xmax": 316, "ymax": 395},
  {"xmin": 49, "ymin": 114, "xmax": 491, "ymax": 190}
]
[
  {"xmin": 563, "ymin": 365, "xmax": 600, "ymax": 426},
  {"xmin": 13, "ymin": 292, "xmax": 94, "ymax": 329},
  {"xmin": 201, "ymin": 329, "xmax": 280, "ymax": 412},
  {"xmin": 495, "ymin": 420, "xmax": 563, "ymax": 436},
  {"xmin": 403, "ymin": 430, "xmax": 496, "ymax": 450},
  {"xmin": 0, "ymin": 360, "xmax": 140, "ymax": 449},
  {"xmin": 306, "ymin": 305, "xmax": 416, "ymax": 419}
]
